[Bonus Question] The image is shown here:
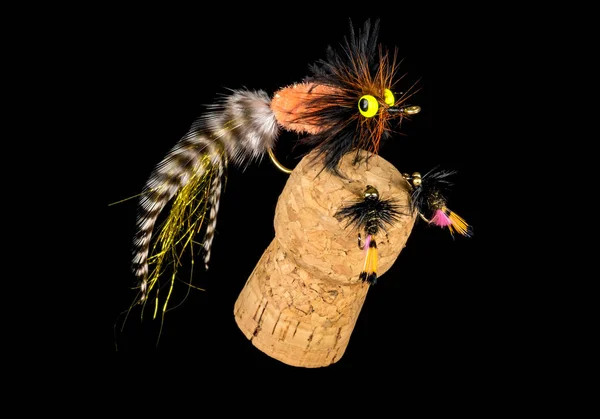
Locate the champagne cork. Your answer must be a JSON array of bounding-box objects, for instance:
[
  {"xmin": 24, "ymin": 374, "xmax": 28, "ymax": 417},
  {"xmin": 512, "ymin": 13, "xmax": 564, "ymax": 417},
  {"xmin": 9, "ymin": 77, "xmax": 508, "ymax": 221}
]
[{"xmin": 234, "ymin": 150, "xmax": 416, "ymax": 367}]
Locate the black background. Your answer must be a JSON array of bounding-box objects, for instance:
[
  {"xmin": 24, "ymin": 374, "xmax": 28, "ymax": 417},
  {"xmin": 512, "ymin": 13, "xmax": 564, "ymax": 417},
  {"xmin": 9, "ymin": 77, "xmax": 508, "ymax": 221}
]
[{"xmin": 107, "ymin": 12, "xmax": 487, "ymax": 371}]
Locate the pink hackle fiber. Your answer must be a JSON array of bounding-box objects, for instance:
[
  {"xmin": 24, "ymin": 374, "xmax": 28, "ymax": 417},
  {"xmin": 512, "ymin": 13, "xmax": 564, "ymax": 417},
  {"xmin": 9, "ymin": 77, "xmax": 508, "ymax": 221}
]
[
  {"xmin": 363, "ymin": 234, "xmax": 372, "ymax": 251},
  {"xmin": 430, "ymin": 209, "xmax": 452, "ymax": 227}
]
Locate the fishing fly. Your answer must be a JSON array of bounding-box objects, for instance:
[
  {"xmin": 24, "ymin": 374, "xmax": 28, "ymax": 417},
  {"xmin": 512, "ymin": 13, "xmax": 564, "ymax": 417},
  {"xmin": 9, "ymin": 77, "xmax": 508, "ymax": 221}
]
[
  {"xmin": 403, "ymin": 168, "xmax": 473, "ymax": 237},
  {"xmin": 334, "ymin": 185, "xmax": 404, "ymax": 285},
  {"xmin": 124, "ymin": 18, "xmax": 421, "ymax": 329}
]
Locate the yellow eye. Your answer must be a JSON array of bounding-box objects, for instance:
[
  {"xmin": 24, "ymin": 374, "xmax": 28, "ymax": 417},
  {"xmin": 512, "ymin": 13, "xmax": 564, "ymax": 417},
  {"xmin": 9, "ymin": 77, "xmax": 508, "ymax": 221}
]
[
  {"xmin": 384, "ymin": 89, "xmax": 395, "ymax": 106},
  {"xmin": 358, "ymin": 95, "xmax": 378, "ymax": 118}
]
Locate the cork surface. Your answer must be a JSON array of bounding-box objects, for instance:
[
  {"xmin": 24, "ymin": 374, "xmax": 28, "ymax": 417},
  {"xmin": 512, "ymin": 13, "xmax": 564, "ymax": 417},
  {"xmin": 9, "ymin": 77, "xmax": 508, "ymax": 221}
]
[{"xmin": 234, "ymin": 150, "xmax": 416, "ymax": 367}]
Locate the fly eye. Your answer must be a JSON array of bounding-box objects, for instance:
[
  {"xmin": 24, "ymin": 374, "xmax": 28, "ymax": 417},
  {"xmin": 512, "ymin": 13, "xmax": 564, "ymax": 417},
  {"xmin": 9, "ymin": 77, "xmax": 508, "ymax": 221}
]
[
  {"xmin": 358, "ymin": 95, "xmax": 379, "ymax": 118},
  {"xmin": 384, "ymin": 89, "xmax": 395, "ymax": 106}
]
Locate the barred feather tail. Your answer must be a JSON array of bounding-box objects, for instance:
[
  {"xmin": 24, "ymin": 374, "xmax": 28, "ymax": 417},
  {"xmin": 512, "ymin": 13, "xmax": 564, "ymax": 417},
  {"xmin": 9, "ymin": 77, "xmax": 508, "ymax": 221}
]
[
  {"xmin": 131, "ymin": 88, "xmax": 279, "ymax": 305},
  {"xmin": 202, "ymin": 158, "xmax": 225, "ymax": 270},
  {"xmin": 131, "ymin": 136, "xmax": 219, "ymax": 301}
]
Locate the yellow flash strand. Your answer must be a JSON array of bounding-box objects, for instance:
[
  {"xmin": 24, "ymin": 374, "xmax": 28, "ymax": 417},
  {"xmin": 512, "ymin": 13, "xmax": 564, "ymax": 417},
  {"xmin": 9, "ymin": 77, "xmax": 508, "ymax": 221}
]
[
  {"xmin": 162, "ymin": 270, "xmax": 177, "ymax": 315},
  {"xmin": 108, "ymin": 190, "xmax": 150, "ymax": 206},
  {"xmin": 153, "ymin": 293, "xmax": 159, "ymax": 319},
  {"xmin": 142, "ymin": 150, "xmax": 224, "ymax": 321}
]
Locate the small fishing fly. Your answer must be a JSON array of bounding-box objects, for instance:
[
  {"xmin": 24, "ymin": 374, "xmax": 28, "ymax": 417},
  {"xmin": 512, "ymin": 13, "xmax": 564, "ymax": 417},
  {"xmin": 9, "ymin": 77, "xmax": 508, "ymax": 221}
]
[
  {"xmin": 404, "ymin": 168, "xmax": 473, "ymax": 238},
  {"xmin": 334, "ymin": 185, "xmax": 404, "ymax": 285},
  {"xmin": 123, "ymin": 18, "xmax": 421, "ymax": 333}
]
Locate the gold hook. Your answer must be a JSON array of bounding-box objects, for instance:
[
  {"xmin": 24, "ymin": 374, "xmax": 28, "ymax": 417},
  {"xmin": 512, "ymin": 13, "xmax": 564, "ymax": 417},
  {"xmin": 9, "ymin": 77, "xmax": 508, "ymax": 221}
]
[
  {"xmin": 267, "ymin": 147, "xmax": 293, "ymax": 174},
  {"xmin": 418, "ymin": 212, "xmax": 431, "ymax": 224}
]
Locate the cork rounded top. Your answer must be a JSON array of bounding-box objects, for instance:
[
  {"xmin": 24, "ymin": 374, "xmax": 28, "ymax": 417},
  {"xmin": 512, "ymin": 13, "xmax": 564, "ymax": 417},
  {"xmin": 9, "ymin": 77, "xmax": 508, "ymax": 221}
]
[{"xmin": 273, "ymin": 150, "xmax": 416, "ymax": 285}]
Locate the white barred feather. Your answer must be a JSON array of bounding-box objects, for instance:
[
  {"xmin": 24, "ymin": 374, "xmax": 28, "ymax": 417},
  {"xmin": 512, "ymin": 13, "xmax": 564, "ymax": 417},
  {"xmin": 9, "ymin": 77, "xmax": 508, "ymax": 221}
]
[
  {"xmin": 132, "ymin": 89, "xmax": 279, "ymax": 300},
  {"xmin": 202, "ymin": 153, "xmax": 225, "ymax": 270}
]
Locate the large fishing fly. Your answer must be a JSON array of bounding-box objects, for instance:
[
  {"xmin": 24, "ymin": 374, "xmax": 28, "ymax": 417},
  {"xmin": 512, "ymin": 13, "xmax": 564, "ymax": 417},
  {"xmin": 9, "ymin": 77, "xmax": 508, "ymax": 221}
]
[{"xmin": 126, "ymin": 19, "xmax": 422, "ymax": 327}]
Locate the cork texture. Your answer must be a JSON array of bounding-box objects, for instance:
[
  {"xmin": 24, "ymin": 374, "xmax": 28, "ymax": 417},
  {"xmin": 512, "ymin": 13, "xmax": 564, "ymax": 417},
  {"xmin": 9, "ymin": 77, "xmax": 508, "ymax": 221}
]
[{"xmin": 234, "ymin": 150, "xmax": 416, "ymax": 367}]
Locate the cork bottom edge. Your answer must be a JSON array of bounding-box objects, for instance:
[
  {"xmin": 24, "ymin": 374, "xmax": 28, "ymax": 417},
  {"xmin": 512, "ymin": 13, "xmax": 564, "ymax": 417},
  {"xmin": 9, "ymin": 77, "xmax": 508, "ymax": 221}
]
[{"xmin": 233, "ymin": 310, "xmax": 348, "ymax": 368}]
